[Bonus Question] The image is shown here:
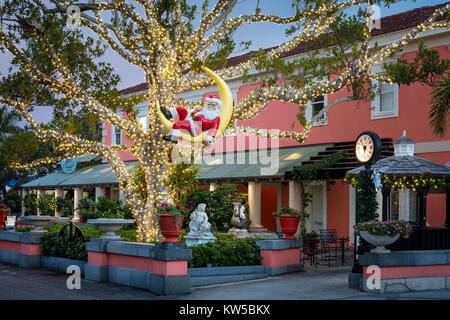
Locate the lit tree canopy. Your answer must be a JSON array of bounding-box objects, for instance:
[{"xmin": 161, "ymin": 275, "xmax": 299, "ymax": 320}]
[{"xmin": 0, "ymin": 0, "xmax": 448, "ymax": 241}]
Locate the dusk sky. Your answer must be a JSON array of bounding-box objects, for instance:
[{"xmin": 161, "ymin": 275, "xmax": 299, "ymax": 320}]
[{"xmin": 1, "ymin": 0, "xmax": 448, "ymax": 124}]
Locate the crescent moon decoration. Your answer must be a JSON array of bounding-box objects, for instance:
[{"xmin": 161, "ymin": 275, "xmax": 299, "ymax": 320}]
[{"xmin": 156, "ymin": 66, "xmax": 233, "ymax": 143}]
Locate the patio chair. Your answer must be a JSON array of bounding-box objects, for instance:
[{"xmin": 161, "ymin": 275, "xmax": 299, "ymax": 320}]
[
  {"xmin": 319, "ymin": 229, "xmax": 339, "ymax": 266},
  {"xmin": 302, "ymin": 237, "xmax": 320, "ymax": 267}
]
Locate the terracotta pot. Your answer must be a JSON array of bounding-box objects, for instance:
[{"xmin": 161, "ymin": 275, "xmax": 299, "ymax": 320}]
[
  {"xmin": 157, "ymin": 213, "xmax": 184, "ymax": 242},
  {"xmin": 279, "ymin": 215, "xmax": 300, "ymax": 240},
  {"xmin": 0, "ymin": 209, "xmax": 8, "ymax": 226}
]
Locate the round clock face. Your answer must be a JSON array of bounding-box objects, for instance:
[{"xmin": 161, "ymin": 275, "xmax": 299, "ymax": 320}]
[{"xmin": 355, "ymin": 134, "xmax": 375, "ymax": 163}]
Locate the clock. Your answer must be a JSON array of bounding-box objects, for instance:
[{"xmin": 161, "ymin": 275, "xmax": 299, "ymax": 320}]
[{"xmin": 355, "ymin": 131, "xmax": 382, "ymax": 166}]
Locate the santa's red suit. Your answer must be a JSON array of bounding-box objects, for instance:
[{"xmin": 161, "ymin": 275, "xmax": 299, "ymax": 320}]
[{"xmin": 168, "ymin": 97, "xmax": 221, "ymax": 143}]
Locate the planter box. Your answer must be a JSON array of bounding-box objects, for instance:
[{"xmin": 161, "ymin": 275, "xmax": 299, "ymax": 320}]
[
  {"xmin": 0, "ymin": 231, "xmax": 43, "ymax": 268},
  {"xmin": 189, "ymin": 265, "xmax": 267, "ymax": 287},
  {"xmin": 40, "ymin": 256, "xmax": 87, "ymax": 276},
  {"xmin": 358, "ymin": 249, "xmax": 450, "ymax": 293},
  {"xmin": 256, "ymin": 239, "xmax": 303, "ymax": 275},
  {"xmin": 85, "ymin": 239, "xmax": 192, "ymax": 295}
]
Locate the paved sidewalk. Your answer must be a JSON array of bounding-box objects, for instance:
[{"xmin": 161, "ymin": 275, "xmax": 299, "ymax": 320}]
[{"xmin": 0, "ymin": 260, "xmax": 449, "ymax": 300}]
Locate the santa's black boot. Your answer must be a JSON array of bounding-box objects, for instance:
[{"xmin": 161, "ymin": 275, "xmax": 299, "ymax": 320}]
[
  {"xmin": 163, "ymin": 135, "xmax": 173, "ymax": 142},
  {"xmin": 160, "ymin": 106, "xmax": 173, "ymax": 119}
]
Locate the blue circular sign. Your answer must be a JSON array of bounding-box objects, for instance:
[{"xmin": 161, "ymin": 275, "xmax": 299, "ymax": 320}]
[{"xmin": 60, "ymin": 158, "xmax": 77, "ymax": 174}]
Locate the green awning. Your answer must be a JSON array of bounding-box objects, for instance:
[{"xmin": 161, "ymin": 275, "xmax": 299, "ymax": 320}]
[
  {"xmin": 196, "ymin": 144, "xmax": 330, "ymax": 183},
  {"xmin": 21, "ymin": 161, "xmax": 138, "ymax": 189},
  {"xmin": 20, "ymin": 144, "xmax": 329, "ymax": 189}
]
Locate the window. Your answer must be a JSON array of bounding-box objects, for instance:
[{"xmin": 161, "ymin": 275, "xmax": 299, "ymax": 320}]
[
  {"xmin": 371, "ymin": 80, "xmax": 399, "ymax": 119},
  {"xmin": 312, "ymin": 96, "xmax": 325, "ymax": 118},
  {"xmin": 390, "ymin": 189, "xmax": 400, "ymax": 221},
  {"xmin": 112, "ymin": 125, "xmax": 122, "ymax": 145},
  {"xmin": 387, "ymin": 189, "xmax": 418, "ymax": 224},
  {"xmin": 306, "ymin": 94, "xmax": 327, "ymax": 126}
]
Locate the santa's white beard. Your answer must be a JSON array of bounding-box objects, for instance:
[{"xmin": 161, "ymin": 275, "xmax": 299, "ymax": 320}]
[{"xmin": 199, "ymin": 107, "xmax": 220, "ymax": 120}]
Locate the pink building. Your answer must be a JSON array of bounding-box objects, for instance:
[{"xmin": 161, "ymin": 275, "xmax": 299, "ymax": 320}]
[{"xmin": 104, "ymin": 4, "xmax": 449, "ymax": 244}]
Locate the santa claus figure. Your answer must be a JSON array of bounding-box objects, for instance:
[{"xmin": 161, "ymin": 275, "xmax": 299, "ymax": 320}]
[{"xmin": 161, "ymin": 96, "xmax": 221, "ymax": 144}]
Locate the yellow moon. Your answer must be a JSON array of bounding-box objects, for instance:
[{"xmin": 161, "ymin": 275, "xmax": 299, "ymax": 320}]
[{"xmin": 156, "ymin": 66, "xmax": 233, "ymax": 143}]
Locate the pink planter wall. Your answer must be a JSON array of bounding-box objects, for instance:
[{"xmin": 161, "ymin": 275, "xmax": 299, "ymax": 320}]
[{"xmin": 260, "ymin": 248, "xmax": 301, "ymax": 268}]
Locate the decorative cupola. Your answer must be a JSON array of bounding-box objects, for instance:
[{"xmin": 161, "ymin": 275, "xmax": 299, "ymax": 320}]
[{"xmin": 393, "ymin": 130, "xmax": 415, "ymax": 156}]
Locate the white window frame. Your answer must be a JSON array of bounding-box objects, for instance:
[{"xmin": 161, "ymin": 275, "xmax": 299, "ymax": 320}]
[
  {"xmin": 371, "ymin": 64, "xmax": 399, "ymax": 120},
  {"xmin": 111, "ymin": 125, "xmax": 122, "ymax": 145},
  {"xmin": 111, "ymin": 110, "xmax": 123, "ymax": 146},
  {"xmin": 305, "ymin": 94, "xmax": 328, "ymax": 126}
]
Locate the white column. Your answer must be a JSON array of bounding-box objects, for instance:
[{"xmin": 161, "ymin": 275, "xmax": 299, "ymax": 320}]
[
  {"xmin": 21, "ymin": 188, "xmax": 28, "ymax": 216},
  {"xmin": 209, "ymin": 183, "xmax": 219, "ymax": 192},
  {"xmin": 248, "ymin": 181, "xmax": 267, "ymax": 233},
  {"xmin": 95, "ymin": 186, "xmax": 105, "ymax": 202},
  {"xmin": 55, "ymin": 189, "xmax": 63, "ymax": 217},
  {"xmin": 288, "ymin": 180, "xmax": 301, "ymax": 210},
  {"xmin": 73, "ymin": 188, "xmax": 83, "ymax": 222},
  {"xmin": 119, "ymin": 189, "xmax": 127, "ymax": 204},
  {"xmin": 36, "ymin": 189, "xmax": 44, "ymax": 216}
]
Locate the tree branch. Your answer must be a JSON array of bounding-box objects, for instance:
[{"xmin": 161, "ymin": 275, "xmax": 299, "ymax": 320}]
[{"xmin": 0, "ymin": 96, "xmax": 143, "ymax": 207}]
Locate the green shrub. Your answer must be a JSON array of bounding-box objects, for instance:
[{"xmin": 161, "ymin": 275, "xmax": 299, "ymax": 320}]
[
  {"xmin": 40, "ymin": 223, "xmax": 106, "ymax": 261},
  {"xmin": 24, "ymin": 192, "xmax": 37, "ymax": 215},
  {"xmin": 188, "ymin": 234, "xmax": 261, "ymax": 268},
  {"xmin": 56, "ymin": 197, "xmax": 73, "ymax": 217},
  {"xmin": 273, "ymin": 207, "xmax": 303, "ymax": 217},
  {"xmin": 40, "ymin": 223, "xmax": 139, "ymax": 261},
  {"xmin": 177, "ymin": 228, "xmax": 188, "ymax": 243},
  {"xmin": 80, "ymin": 196, "xmax": 133, "ymax": 220},
  {"xmin": 40, "ymin": 232, "xmax": 88, "ymax": 261},
  {"xmin": 44, "ymin": 224, "xmax": 105, "ymax": 239},
  {"xmin": 5, "ymin": 191, "xmax": 21, "ymax": 215},
  {"xmin": 15, "ymin": 226, "xmax": 34, "ymax": 232},
  {"xmin": 115, "ymin": 228, "xmax": 138, "ymax": 242},
  {"xmin": 37, "ymin": 193, "xmax": 56, "ymax": 216}
]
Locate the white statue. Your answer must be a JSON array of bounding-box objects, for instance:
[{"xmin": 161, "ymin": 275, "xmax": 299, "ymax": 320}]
[
  {"xmin": 187, "ymin": 203, "xmax": 214, "ymax": 238},
  {"xmin": 231, "ymin": 204, "xmax": 247, "ymax": 229}
]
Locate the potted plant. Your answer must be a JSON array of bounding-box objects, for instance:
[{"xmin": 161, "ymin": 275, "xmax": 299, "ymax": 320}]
[
  {"xmin": 157, "ymin": 203, "xmax": 185, "ymax": 242},
  {"xmin": 353, "ymin": 219, "xmax": 412, "ymax": 253},
  {"xmin": 78, "ymin": 195, "xmax": 96, "ymax": 223},
  {"xmin": 273, "ymin": 207, "xmax": 303, "ymax": 240},
  {"xmin": 55, "ymin": 197, "xmax": 72, "ymax": 224},
  {"xmin": 22, "ymin": 194, "xmax": 56, "ymax": 231},
  {"xmin": 86, "ymin": 196, "xmax": 134, "ymax": 239}
]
